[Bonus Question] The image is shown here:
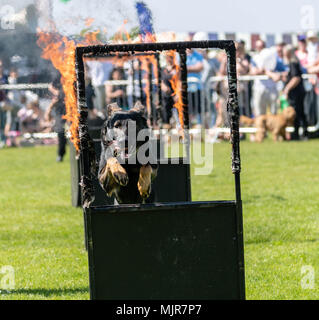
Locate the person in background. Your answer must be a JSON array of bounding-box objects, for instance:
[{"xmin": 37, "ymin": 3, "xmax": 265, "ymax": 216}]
[
  {"xmin": 211, "ymin": 51, "xmax": 230, "ymax": 133},
  {"xmin": 17, "ymin": 99, "xmax": 43, "ymax": 134},
  {"xmin": 122, "ymin": 60, "xmax": 139, "ymax": 109},
  {"xmin": 200, "ymin": 49, "xmax": 214, "ymax": 128},
  {"xmin": 186, "ymin": 43, "xmax": 204, "ymax": 126},
  {"xmin": 295, "ymin": 35, "xmax": 317, "ymax": 125},
  {"xmin": 250, "ymin": 40, "xmax": 280, "ymax": 116},
  {"xmin": 6, "ymin": 68, "xmax": 23, "ymax": 141},
  {"xmin": 105, "ymin": 67, "xmax": 128, "ymax": 109},
  {"xmin": 161, "ymin": 53, "xmax": 177, "ymax": 128},
  {"xmin": 0, "ymin": 59, "xmax": 9, "ymax": 148},
  {"xmin": 305, "ymin": 32, "xmax": 319, "ymax": 128},
  {"xmin": 212, "ymin": 45, "xmax": 250, "ymax": 141},
  {"xmin": 274, "ymin": 42, "xmax": 288, "ymax": 72},
  {"xmin": 264, "ymin": 42, "xmax": 289, "ymax": 114},
  {"xmin": 205, "ymin": 50, "xmax": 221, "ymax": 127},
  {"xmin": 295, "ymin": 35, "xmax": 308, "ymax": 72},
  {"xmin": 7, "ymin": 68, "xmax": 22, "ymax": 107},
  {"xmin": 236, "ymin": 41, "xmax": 251, "ymax": 116},
  {"xmin": 239, "ymin": 40, "xmax": 253, "ymax": 117},
  {"xmin": 85, "ymin": 74, "xmax": 96, "ymax": 114},
  {"xmin": 86, "ymin": 60, "xmax": 113, "ymax": 112},
  {"xmin": 306, "ymin": 30, "xmax": 319, "ymax": 68},
  {"xmin": 44, "ymin": 74, "xmax": 67, "ymax": 162},
  {"xmin": 282, "ymin": 45, "xmax": 308, "ymax": 140},
  {"xmin": 84, "ymin": 71, "xmax": 105, "ymax": 130},
  {"xmin": 192, "ymin": 32, "xmax": 213, "ymax": 128},
  {"xmin": 255, "ymin": 39, "xmax": 265, "ymax": 53},
  {"xmin": 0, "ymin": 59, "xmax": 7, "ymax": 92}
]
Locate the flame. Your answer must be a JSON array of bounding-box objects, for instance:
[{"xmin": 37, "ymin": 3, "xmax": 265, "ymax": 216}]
[
  {"xmin": 37, "ymin": 28, "xmax": 103, "ymax": 151},
  {"xmin": 167, "ymin": 50, "xmax": 184, "ymax": 128},
  {"xmin": 113, "ymin": 19, "xmax": 131, "ymax": 43},
  {"xmin": 140, "ymin": 31, "xmax": 184, "ymax": 128},
  {"xmin": 37, "ymin": 20, "xmax": 186, "ymax": 153},
  {"xmin": 37, "ymin": 31, "xmax": 79, "ymax": 150},
  {"xmin": 85, "ymin": 18, "xmax": 94, "ymax": 27},
  {"xmin": 137, "ymin": 56, "xmax": 154, "ymax": 118},
  {"xmin": 84, "ymin": 29, "xmax": 101, "ymax": 45},
  {"xmin": 136, "ymin": 32, "xmax": 159, "ymax": 122},
  {"xmin": 144, "ymin": 32, "xmax": 157, "ymax": 44}
]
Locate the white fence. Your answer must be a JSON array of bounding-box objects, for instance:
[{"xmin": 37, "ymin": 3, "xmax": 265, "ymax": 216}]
[{"xmin": 1, "ymin": 73, "xmax": 319, "ymax": 141}]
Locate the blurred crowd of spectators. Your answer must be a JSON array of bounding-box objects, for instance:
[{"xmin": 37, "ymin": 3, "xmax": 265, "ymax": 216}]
[
  {"xmin": 84, "ymin": 31, "xmax": 319, "ymax": 141},
  {"xmin": 1, "ymin": 30, "xmax": 319, "ymax": 150},
  {"xmin": 0, "ymin": 60, "xmax": 53, "ymax": 148},
  {"xmin": 209, "ymin": 30, "xmax": 319, "ymax": 140}
]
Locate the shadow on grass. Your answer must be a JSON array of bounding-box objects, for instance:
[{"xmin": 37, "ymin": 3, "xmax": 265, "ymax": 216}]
[
  {"xmin": 2, "ymin": 287, "xmax": 89, "ymax": 297},
  {"xmin": 245, "ymin": 237, "xmax": 318, "ymax": 245},
  {"xmin": 243, "ymin": 194, "xmax": 286, "ymax": 205},
  {"xmin": 270, "ymin": 194, "xmax": 287, "ymax": 201}
]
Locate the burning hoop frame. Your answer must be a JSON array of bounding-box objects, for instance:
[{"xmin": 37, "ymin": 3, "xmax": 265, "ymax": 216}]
[
  {"xmin": 75, "ymin": 40, "xmax": 241, "ymax": 209},
  {"xmin": 75, "ymin": 40, "xmax": 245, "ymax": 300}
]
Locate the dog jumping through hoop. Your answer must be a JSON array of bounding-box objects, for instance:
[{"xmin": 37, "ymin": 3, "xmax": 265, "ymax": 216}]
[{"xmin": 98, "ymin": 101, "xmax": 158, "ymax": 204}]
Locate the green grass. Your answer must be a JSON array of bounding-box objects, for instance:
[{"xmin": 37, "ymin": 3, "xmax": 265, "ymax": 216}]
[
  {"xmin": 0, "ymin": 138, "xmax": 319, "ymax": 299},
  {"xmin": 192, "ymin": 138, "xmax": 319, "ymax": 299},
  {"xmin": 0, "ymin": 146, "xmax": 89, "ymax": 300}
]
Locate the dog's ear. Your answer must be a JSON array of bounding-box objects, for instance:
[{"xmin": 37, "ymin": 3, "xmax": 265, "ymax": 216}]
[
  {"xmin": 107, "ymin": 103, "xmax": 121, "ymax": 118},
  {"xmin": 130, "ymin": 100, "xmax": 146, "ymax": 115}
]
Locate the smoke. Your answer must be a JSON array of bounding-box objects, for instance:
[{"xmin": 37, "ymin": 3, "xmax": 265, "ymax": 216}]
[{"xmin": 50, "ymin": 0, "xmax": 138, "ymax": 37}]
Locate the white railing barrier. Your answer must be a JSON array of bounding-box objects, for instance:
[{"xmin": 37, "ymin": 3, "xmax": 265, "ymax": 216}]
[
  {"xmin": 0, "ymin": 74, "xmax": 315, "ymax": 90},
  {"xmin": 0, "ymin": 83, "xmax": 50, "ymax": 90}
]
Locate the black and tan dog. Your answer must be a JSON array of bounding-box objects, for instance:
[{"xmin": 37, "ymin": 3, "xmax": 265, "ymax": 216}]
[{"xmin": 98, "ymin": 102, "xmax": 157, "ymax": 204}]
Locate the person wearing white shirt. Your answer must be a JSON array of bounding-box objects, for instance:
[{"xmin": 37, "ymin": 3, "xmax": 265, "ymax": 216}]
[{"xmin": 306, "ymin": 30, "xmax": 319, "ymax": 66}]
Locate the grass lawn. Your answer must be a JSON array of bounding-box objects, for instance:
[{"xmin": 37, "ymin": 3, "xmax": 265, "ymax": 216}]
[{"xmin": 0, "ymin": 138, "xmax": 319, "ymax": 300}]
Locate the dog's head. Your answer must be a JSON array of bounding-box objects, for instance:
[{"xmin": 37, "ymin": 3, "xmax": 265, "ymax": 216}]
[
  {"xmin": 101, "ymin": 101, "xmax": 148, "ymax": 162},
  {"xmin": 282, "ymin": 106, "xmax": 296, "ymax": 126}
]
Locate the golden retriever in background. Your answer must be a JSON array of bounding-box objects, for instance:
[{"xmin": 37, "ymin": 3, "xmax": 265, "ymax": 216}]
[
  {"xmin": 240, "ymin": 106, "xmax": 296, "ymax": 142},
  {"xmin": 240, "ymin": 115, "xmax": 255, "ymax": 127}
]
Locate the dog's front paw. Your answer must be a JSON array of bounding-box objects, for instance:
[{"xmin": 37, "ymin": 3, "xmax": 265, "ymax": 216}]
[
  {"xmin": 113, "ymin": 169, "xmax": 129, "ymax": 186},
  {"xmin": 138, "ymin": 181, "xmax": 151, "ymax": 199},
  {"xmin": 107, "ymin": 157, "xmax": 129, "ymax": 186},
  {"xmin": 138, "ymin": 165, "xmax": 152, "ymax": 199},
  {"xmin": 98, "ymin": 165, "xmax": 109, "ymax": 189}
]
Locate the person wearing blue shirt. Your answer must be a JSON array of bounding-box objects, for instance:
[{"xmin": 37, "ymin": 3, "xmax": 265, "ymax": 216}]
[
  {"xmin": 251, "ymin": 42, "xmax": 289, "ymax": 116},
  {"xmin": 186, "ymin": 49, "xmax": 204, "ymax": 125},
  {"xmin": 274, "ymin": 42, "xmax": 289, "ymax": 73}
]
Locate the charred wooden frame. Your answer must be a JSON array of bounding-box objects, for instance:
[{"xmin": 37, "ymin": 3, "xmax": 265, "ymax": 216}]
[{"xmin": 75, "ymin": 40, "xmax": 241, "ymax": 209}]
